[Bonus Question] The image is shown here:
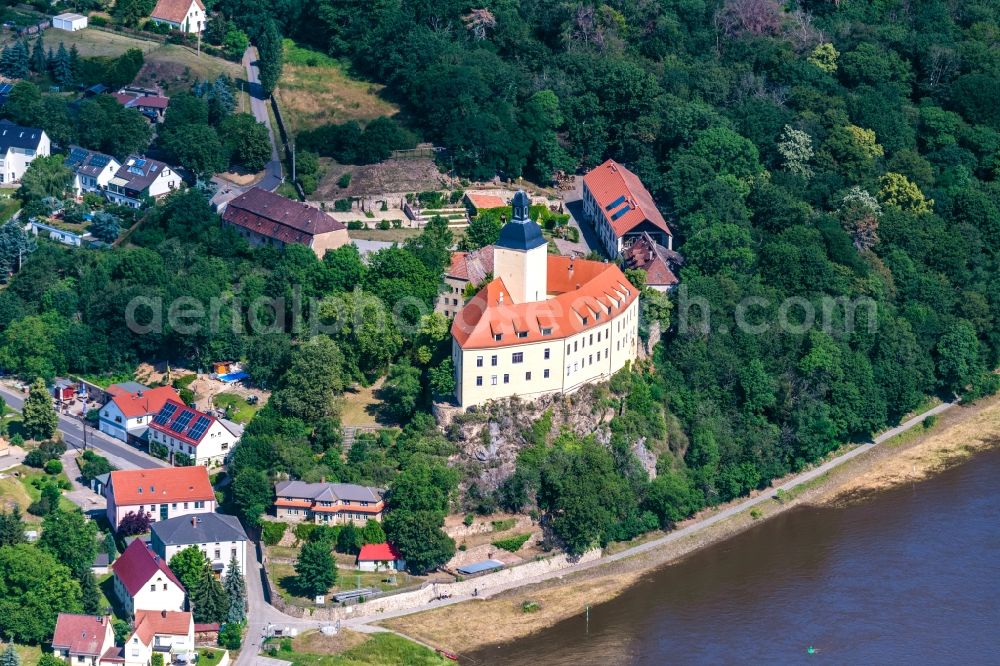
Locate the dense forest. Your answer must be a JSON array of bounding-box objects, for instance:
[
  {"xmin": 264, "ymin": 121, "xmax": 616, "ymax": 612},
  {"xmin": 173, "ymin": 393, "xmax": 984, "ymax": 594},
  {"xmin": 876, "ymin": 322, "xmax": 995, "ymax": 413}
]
[{"xmin": 1, "ymin": 0, "xmax": 999, "ymax": 567}]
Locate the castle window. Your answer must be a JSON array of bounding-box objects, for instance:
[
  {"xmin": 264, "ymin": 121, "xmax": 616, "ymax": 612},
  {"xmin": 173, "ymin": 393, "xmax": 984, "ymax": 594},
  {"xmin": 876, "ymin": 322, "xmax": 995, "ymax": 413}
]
[
  {"xmin": 476, "ymin": 356, "xmax": 483, "ymax": 367},
  {"xmin": 512, "ymin": 352, "xmax": 523, "ymax": 364},
  {"xmin": 544, "ymin": 348, "xmax": 550, "ymax": 360},
  {"xmin": 525, "ymin": 372, "xmax": 532, "ymax": 381},
  {"xmin": 544, "ymin": 369, "xmax": 550, "ymax": 378},
  {"xmin": 476, "ymin": 376, "xmax": 483, "ymax": 386},
  {"xmin": 503, "ymin": 374, "xmax": 509, "ymax": 384},
  {"xmin": 491, "ymin": 375, "xmax": 498, "ymax": 386},
  {"xmin": 491, "ymin": 355, "xmax": 498, "ymax": 366}
]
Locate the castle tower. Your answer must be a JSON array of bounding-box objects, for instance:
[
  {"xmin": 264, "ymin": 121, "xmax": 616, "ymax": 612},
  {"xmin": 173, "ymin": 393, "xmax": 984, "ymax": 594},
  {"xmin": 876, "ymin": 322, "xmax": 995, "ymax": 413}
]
[{"xmin": 493, "ymin": 191, "xmax": 547, "ymax": 303}]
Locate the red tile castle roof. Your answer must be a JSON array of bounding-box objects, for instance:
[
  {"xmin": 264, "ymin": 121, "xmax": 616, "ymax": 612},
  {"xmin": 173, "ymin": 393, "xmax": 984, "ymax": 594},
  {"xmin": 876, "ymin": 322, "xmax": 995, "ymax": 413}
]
[
  {"xmin": 447, "ymin": 245, "xmax": 495, "ymax": 284},
  {"xmin": 582, "ymin": 159, "xmax": 671, "ymax": 238},
  {"xmin": 452, "ymin": 255, "xmax": 638, "ymax": 350},
  {"xmin": 223, "ymin": 187, "xmax": 346, "ymax": 246},
  {"xmin": 112, "ymin": 539, "xmax": 185, "ymax": 596}
]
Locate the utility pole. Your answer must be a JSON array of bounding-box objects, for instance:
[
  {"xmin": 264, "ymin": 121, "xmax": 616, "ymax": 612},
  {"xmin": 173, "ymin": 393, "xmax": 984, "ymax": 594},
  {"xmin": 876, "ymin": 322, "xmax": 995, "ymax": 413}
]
[{"xmin": 290, "ymin": 140, "xmax": 296, "ymax": 182}]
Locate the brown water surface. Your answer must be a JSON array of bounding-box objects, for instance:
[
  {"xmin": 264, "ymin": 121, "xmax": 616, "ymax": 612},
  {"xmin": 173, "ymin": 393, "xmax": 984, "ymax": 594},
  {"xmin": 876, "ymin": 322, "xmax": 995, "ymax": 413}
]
[{"xmin": 472, "ymin": 448, "xmax": 1000, "ymax": 665}]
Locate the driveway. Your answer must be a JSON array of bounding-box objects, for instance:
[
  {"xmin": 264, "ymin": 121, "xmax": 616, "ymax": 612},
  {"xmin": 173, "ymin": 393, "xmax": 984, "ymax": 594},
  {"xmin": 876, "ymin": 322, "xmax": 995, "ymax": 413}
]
[{"xmin": 242, "ymin": 46, "xmax": 283, "ymax": 193}]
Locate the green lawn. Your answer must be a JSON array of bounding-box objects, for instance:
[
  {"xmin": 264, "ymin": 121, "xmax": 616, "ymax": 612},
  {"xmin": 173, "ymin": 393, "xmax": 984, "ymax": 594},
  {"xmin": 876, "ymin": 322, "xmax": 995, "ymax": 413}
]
[
  {"xmin": 269, "ymin": 560, "xmax": 415, "ymax": 607},
  {"xmin": 5, "ymin": 465, "xmax": 77, "ymax": 519},
  {"xmin": 0, "ymin": 196, "xmax": 20, "ymax": 223},
  {"xmin": 213, "ymin": 392, "xmax": 261, "ymax": 424},
  {"xmin": 267, "ymin": 632, "xmax": 449, "ymax": 666}
]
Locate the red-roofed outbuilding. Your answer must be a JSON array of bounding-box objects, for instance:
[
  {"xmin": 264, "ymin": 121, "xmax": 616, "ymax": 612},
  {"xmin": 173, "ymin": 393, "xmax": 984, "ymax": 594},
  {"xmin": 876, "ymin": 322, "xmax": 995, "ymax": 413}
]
[
  {"xmin": 357, "ymin": 542, "xmax": 405, "ymax": 571},
  {"xmin": 581, "ymin": 159, "xmax": 672, "ymax": 258}
]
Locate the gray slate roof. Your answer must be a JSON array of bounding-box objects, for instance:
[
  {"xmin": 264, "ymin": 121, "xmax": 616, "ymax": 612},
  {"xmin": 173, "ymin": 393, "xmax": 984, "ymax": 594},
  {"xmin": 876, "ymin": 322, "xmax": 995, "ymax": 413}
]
[
  {"xmin": 0, "ymin": 120, "xmax": 45, "ymax": 152},
  {"xmin": 274, "ymin": 480, "xmax": 383, "ymax": 503},
  {"xmin": 151, "ymin": 512, "xmax": 248, "ymax": 546}
]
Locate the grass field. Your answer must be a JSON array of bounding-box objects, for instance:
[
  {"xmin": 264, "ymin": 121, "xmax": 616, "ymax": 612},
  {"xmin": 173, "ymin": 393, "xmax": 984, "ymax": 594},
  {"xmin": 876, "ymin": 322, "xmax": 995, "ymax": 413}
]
[
  {"xmin": 0, "ymin": 464, "xmax": 75, "ymax": 522},
  {"xmin": 137, "ymin": 44, "xmax": 244, "ymax": 95},
  {"xmin": 276, "ymin": 39, "xmax": 398, "ymax": 134},
  {"xmin": 213, "ymin": 392, "xmax": 261, "ymax": 424},
  {"xmin": 266, "ymin": 630, "xmax": 450, "ymax": 666},
  {"xmin": 44, "ymin": 27, "xmax": 159, "ymax": 58},
  {"xmin": 0, "ymin": 195, "xmax": 21, "ymax": 223},
  {"xmin": 340, "ymin": 383, "xmax": 382, "ymax": 427}
]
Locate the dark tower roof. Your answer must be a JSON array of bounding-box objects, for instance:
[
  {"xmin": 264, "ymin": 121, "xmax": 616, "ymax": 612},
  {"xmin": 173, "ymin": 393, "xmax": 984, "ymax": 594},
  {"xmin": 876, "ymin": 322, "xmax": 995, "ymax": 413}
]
[{"xmin": 496, "ymin": 190, "xmax": 545, "ymax": 251}]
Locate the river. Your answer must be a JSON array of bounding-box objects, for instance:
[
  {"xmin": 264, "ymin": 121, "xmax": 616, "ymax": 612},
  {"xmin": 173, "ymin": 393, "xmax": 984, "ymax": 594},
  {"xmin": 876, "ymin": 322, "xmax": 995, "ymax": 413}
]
[{"xmin": 472, "ymin": 448, "xmax": 1000, "ymax": 665}]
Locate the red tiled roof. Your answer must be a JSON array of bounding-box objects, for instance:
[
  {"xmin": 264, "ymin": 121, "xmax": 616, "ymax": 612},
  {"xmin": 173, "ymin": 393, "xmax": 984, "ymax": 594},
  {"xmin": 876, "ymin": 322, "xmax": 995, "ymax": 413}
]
[
  {"xmin": 223, "ymin": 187, "xmax": 346, "ymax": 247},
  {"xmin": 465, "ymin": 193, "xmax": 507, "ymax": 211},
  {"xmin": 131, "ymin": 610, "xmax": 193, "ymax": 644},
  {"xmin": 52, "ymin": 614, "xmax": 112, "ymax": 656},
  {"xmin": 109, "ymin": 385, "xmax": 180, "ymax": 419},
  {"xmin": 112, "ymin": 540, "xmax": 185, "ymax": 597},
  {"xmin": 102, "ymin": 647, "xmax": 126, "ymax": 662},
  {"xmin": 582, "ymin": 159, "xmax": 671, "ymax": 238},
  {"xmin": 150, "ymin": 0, "xmax": 203, "ymax": 24},
  {"xmin": 108, "ymin": 466, "xmax": 214, "ymax": 507},
  {"xmin": 312, "ymin": 503, "xmax": 383, "ymax": 514},
  {"xmin": 452, "ymin": 255, "xmax": 638, "ymax": 350},
  {"xmin": 147, "ymin": 399, "xmax": 222, "ymax": 447},
  {"xmin": 623, "ymin": 233, "xmax": 680, "ymax": 288},
  {"xmin": 447, "ymin": 245, "xmax": 495, "ymax": 283},
  {"xmin": 194, "ymin": 623, "xmax": 220, "ymax": 633},
  {"xmin": 357, "ymin": 543, "xmax": 402, "ymax": 561}
]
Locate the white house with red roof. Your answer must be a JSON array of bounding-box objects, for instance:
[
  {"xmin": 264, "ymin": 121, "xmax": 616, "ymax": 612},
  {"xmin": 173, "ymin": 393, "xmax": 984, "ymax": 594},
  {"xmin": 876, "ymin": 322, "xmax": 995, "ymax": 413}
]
[
  {"xmin": 581, "ymin": 159, "xmax": 672, "ymax": 259},
  {"xmin": 451, "ymin": 192, "xmax": 640, "ymax": 408},
  {"xmin": 99, "ymin": 385, "xmax": 180, "ymax": 443},
  {"xmin": 123, "ymin": 610, "xmax": 195, "ymax": 665},
  {"xmin": 50, "ymin": 613, "xmax": 116, "ymax": 665},
  {"xmin": 357, "ymin": 543, "xmax": 405, "ymax": 572},
  {"xmin": 147, "ymin": 399, "xmax": 240, "ymax": 467},
  {"xmin": 112, "ymin": 539, "xmax": 186, "ymax": 616},
  {"xmin": 149, "ymin": 0, "xmax": 205, "ymax": 33},
  {"xmin": 104, "ymin": 466, "xmax": 216, "ymax": 530}
]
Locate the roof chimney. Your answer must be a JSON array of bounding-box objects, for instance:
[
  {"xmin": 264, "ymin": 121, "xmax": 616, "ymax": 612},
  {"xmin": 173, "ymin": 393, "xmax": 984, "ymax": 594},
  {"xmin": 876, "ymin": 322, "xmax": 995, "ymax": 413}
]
[
  {"xmin": 191, "ymin": 516, "xmax": 197, "ymax": 526},
  {"xmin": 161, "ymin": 610, "xmax": 167, "ymax": 618}
]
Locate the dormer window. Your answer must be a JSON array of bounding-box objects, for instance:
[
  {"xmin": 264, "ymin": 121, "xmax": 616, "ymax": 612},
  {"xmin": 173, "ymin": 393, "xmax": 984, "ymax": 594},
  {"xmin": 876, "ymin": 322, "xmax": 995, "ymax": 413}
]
[
  {"xmin": 541, "ymin": 327, "xmax": 552, "ymax": 336},
  {"xmin": 517, "ymin": 331, "xmax": 527, "ymax": 338},
  {"xmin": 493, "ymin": 334, "xmax": 502, "ymax": 341},
  {"xmin": 581, "ymin": 317, "xmax": 589, "ymax": 325}
]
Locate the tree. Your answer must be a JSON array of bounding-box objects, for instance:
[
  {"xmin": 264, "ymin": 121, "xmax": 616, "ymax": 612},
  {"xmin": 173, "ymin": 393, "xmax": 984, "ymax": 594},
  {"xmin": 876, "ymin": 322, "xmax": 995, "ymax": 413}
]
[
  {"xmin": 88, "ymin": 212, "xmax": 122, "ymax": 244},
  {"xmin": 189, "ymin": 566, "xmax": 228, "ymax": 623},
  {"xmin": 18, "ymin": 156, "xmax": 71, "ymax": 203},
  {"xmin": 335, "ymin": 524, "xmax": 363, "ymax": 555},
  {"xmin": 838, "ymin": 187, "xmax": 882, "ymax": 251},
  {"xmin": 112, "ymin": 0, "xmax": 155, "ymax": 27},
  {"xmin": 117, "ymin": 510, "xmax": 152, "ymax": 536},
  {"xmin": 294, "ymin": 540, "xmax": 337, "ymax": 597},
  {"xmin": 232, "ymin": 469, "xmax": 271, "ymax": 527},
  {"xmin": 878, "ymin": 172, "xmax": 933, "ymax": 214},
  {"xmin": 383, "ymin": 510, "xmax": 454, "ymax": 575},
  {"xmin": 37, "ymin": 655, "xmax": 65, "ymax": 666},
  {"xmin": 428, "ymin": 358, "xmax": 456, "ymax": 398},
  {"xmin": 5, "ymin": 82, "xmax": 42, "ymax": 127},
  {"xmin": 256, "ymin": 19, "xmax": 283, "ymax": 96},
  {"xmin": 223, "ymin": 556, "xmax": 246, "ymax": 624},
  {"xmin": 39, "ymin": 509, "xmax": 98, "ymax": 578},
  {"xmin": 776, "ymin": 125, "xmax": 813, "ymax": 178},
  {"xmin": 246, "ymin": 332, "xmax": 292, "ymax": 388},
  {"xmin": 270, "ymin": 337, "xmax": 344, "ymax": 422},
  {"xmin": 808, "ymin": 43, "xmax": 838, "ymax": 73},
  {"xmin": 0, "ymin": 221, "xmax": 36, "ymax": 278},
  {"xmin": 0, "ymin": 644, "xmax": 20, "ymax": 666},
  {"xmin": 644, "ymin": 468, "xmax": 699, "ymax": 528},
  {"xmin": 161, "ymin": 125, "xmax": 227, "ymax": 181},
  {"xmin": 52, "ymin": 42, "xmax": 73, "ymax": 86},
  {"xmin": 361, "ymin": 519, "xmax": 386, "ymax": 545},
  {"xmin": 80, "ymin": 569, "xmax": 102, "ymax": 614},
  {"xmin": 103, "ymin": 531, "xmax": 118, "ymax": 561},
  {"xmin": 22, "ymin": 378, "xmax": 57, "ymax": 440},
  {"xmin": 169, "ymin": 545, "xmax": 210, "ymax": 591},
  {"xmin": 936, "ymin": 321, "xmax": 984, "ymax": 395},
  {"xmin": 219, "ymin": 113, "xmax": 271, "ymax": 172},
  {"xmin": 381, "ymin": 363, "xmax": 422, "ymax": 421},
  {"xmin": 0, "ymin": 507, "xmax": 25, "ymax": 548},
  {"xmin": 0, "ymin": 543, "xmax": 82, "ymax": 643}
]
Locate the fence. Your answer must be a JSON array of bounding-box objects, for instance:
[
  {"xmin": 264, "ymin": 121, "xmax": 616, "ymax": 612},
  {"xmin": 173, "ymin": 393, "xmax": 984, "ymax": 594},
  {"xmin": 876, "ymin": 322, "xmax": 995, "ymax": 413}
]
[{"xmin": 269, "ymin": 94, "xmax": 305, "ymax": 200}]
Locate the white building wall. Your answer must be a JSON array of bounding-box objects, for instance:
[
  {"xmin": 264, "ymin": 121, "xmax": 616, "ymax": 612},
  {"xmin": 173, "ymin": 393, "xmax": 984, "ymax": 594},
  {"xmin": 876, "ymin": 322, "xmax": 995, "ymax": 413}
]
[
  {"xmin": 114, "ymin": 570, "xmax": 185, "ymax": 616},
  {"xmin": 150, "ymin": 421, "xmax": 237, "ymax": 467},
  {"xmin": 160, "ymin": 538, "xmax": 246, "ymax": 579},
  {"xmin": 147, "ymin": 168, "xmax": 181, "ymax": 198},
  {"xmin": 110, "ymin": 498, "xmax": 216, "ymax": 531},
  {"xmin": 0, "ymin": 132, "xmax": 50, "ymax": 184}
]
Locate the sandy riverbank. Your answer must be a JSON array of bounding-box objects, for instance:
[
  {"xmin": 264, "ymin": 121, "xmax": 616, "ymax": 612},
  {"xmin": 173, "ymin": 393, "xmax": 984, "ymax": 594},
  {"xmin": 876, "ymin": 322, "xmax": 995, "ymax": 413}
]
[{"xmin": 382, "ymin": 394, "xmax": 1000, "ymax": 655}]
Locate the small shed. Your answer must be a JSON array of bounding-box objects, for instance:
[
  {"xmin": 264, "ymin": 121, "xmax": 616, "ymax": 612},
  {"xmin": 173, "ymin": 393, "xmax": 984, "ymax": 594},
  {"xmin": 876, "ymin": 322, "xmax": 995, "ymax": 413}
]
[
  {"xmin": 91, "ymin": 552, "xmax": 111, "ymax": 575},
  {"xmin": 356, "ymin": 543, "xmax": 405, "ymax": 572},
  {"xmin": 456, "ymin": 559, "xmax": 505, "ymax": 576},
  {"xmin": 52, "ymin": 12, "xmax": 88, "ymax": 31}
]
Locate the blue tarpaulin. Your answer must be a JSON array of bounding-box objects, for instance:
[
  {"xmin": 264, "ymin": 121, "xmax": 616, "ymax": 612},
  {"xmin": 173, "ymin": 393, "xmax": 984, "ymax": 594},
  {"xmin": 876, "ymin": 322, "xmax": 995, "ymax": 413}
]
[{"xmin": 218, "ymin": 371, "xmax": 250, "ymax": 383}]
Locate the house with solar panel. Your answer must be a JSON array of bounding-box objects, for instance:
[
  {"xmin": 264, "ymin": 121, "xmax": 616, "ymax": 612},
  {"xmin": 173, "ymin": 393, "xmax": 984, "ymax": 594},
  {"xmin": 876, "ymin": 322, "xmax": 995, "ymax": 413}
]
[
  {"xmin": 0, "ymin": 119, "xmax": 50, "ymax": 184},
  {"xmin": 148, "ymin": 400, "xmax": 241, "ymax": 467},
  {"xmin": 581, "ymin": 159, "xmax": 673, "ymax": 259},
  {"xmin": 106, "ymin": 155, "xmax": 182, "ymax": 208},
  {"xmin": 65, "ymin": 146, "xmax": 122, "ymax": 198}
]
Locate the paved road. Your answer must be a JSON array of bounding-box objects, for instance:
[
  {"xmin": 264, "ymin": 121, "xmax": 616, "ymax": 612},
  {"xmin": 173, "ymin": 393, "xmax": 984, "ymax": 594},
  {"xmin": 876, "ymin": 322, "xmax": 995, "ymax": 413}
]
[
  {"xmin": 0, "ymin": 386, "xmax": 166, "ymax": 470},
  {"xmin": 230, "ymin": 400, "xmax": 958, "ymax": 661},
  {"xmin": 242, "ymin": 46, "xmax": 283, "ymax": 192}
]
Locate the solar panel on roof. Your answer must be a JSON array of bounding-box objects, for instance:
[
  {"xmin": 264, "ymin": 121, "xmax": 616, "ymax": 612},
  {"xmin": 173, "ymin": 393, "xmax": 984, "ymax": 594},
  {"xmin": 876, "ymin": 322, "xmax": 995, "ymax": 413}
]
[
  {"xmin": 91, "ymin": 155, "xmax": 110, "ymax": 168},
  {"xmin": 170, "ymin": 409, "xmax": 195, "ymax": 433},
  {"xmin": 605, "ymin": 195, "xmax": 627, "ymax": 211},
  {"xmin": 187, "ymin": 415, "xmax": 211, "ymax": 441},
  {"xmin": 153, "ymin": 402, "xmax": 178, "ymax": 425},
  {"xmin": 610, "ymin": 205, "xmax": 632, "ymax": 221}
]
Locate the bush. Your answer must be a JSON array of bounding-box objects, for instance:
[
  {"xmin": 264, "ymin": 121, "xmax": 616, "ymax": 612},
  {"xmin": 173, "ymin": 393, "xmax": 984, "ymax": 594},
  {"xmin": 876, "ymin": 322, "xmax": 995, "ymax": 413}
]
[
  {"xmin": 280, "ymin": 638, "xmax": 293, "ymax": 652},
  {"xmin": 380, "ymin": 200, "xmax": 388, "ymax": 211},
  {"xmin": 492, "ymin": 533, "xmax": 531, "ymax": 552},
  {"xmin": 463, "ymin": 513, "xmax": 474, "ymax": 527},
  {"xmin": 491, "ymin": 519, "xmax": 515, "ymax": 532},
  {"xmin": 174, "ymin": 374, "xmax": 197, "ymax": 390},
  {"xmin": 923, "ymin": 414, "xmax": 938, "ymax": 429},
  {"xmin": 337, "ymin": 172, "xmax": 352, "ymax": 188},
  {"xmin": 261, "ymin": 521, "xmax": 287, "ymax": 546},
  {"xmin": 150, "ymin": 442, "xmax": 168, "ymax": 460},
  {"xmin": 521, "ymin": 600, "xmax": 540, "ymax": 613},
  {"xmin": 308, "ymin": 524, "xmax": 342, "ymax": 546},
  {"xmin": 174, "ymin": 452, "xmax": 193, "ymax": 467},
  {"xmin": 89, "ymin": 15, "xmax": 108, "ymax": 26},
  {"xmin": 219, "ymin": 622, "xmax": 243, "ymax": 650},
  {"xmin": 44, "ymin": 459, "xmax": 63, "ymax": 475},
  {"xmin": 347, "ymin": 220, "xmax": 366, "ymax": 230},
  {"xmin": 391, "ymin": 219, "xmax": 402, "ymax": 228},
  {"xmin": 24, "ymin": 449, "xmax": 47, "ymax": 468},
  {"xmin": 293, "ymin": 522, "xmax": 317, "ymax": 543},
  {"xmin": 334, "ymin": 199, "xmax": 351, "ymax": 212},
  {"xmin": 179, "ymin": 388, "xmax": 196, "ymax": 405},
  {"xmin": 378, "ymin": 220, "xmax": 391, "ymax": 230}
]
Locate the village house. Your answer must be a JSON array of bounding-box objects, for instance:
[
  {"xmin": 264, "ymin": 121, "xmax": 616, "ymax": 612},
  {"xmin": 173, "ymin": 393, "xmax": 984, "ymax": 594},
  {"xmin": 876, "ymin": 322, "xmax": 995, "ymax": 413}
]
[
  {"xmin": 581, "ymin": 159, "xmax": 672, "ymax": 259},
  {"xmin": 149, "ymin": 0, "xmax": 205, "ymax": 33},
  {"xmin": 0, "ymin": 119, "xmax": 50, "ymax": 184},
  {"xmin": 622, "ymin": 231, "xmax": 682, "ymax": 292},
  {"xmin": 99, "ymin": 385, "xmax": 180, "ymax": 444},
  {"xmin": 112, "ymin": 539, "xmax": 186, "ymax": 616},
  {"xmin": 356, "ymin": 543, "xmax": 405, "ymax": 572},
  {"xmin": 151, "ymin": 513, "xmax": 248, "ymax": 578},
  {"xmin": 221, "ymin": 187, "xmax": 350, "ymax": 258},
  {"xmin": 104, "ymin": 466, "xmax": 216, "ymax": 530},
  {"xmin": 114, "ymin": 91, "xmax": 170, "ymax": 123},
  {"xmin": 273, "ymin": 480, "xmax": 385, "ymax": 524},
  {"xmin": 451, "ymin": 191, "xmax": 640, "ymax": 408},
  {"xmin": 105, "ymin": 156, "xmax": 181, "ymax": 209},
  {"xmin": 123, "ymin": 610, "xmax": 195, "ymax": 665},
  {"xmin": 147, "ymin": 399, "xmax": 241, "ymax": 467},
  {"xmin": 50, "ymin": 613, "xmax": 116, "ymax": 666},
  {"xmin": 437, "ymin": 245, "xmax": 494, "ymax": 319},
  {"xmin": 65, "ymin": 146, "xmax": 122, "ymax": 198}
]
